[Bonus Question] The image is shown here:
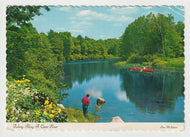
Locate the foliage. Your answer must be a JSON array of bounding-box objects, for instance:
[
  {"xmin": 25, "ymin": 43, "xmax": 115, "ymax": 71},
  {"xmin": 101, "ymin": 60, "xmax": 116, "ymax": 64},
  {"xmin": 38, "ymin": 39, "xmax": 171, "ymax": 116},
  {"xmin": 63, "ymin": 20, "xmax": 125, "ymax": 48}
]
[
  {"xmin": 126, "ymin": 53, "xmax": 145, "ymax": 64},
  {"xmin": 118, "ymin": 13, "xmax": 184, "ymax": 69},
  {"xmin": 6, "ymin": 6, "xmax": 50, "ymax": 26},
  {"xmin": 115, "ymin": 57, "xmax": 184, "ymax": 70},
  {"xmin": 7, "ymin": 24, "xmax": 64, "ymax": 103},
  {"xmin": 152, "ymin": 57, "xmax": 184, "ymax": 69},
  {"xmin": 114, "ymin": 62, "xmax": 133, "ymax": 69},
  {"xmin": 120, "ymin": 13, "xmax": 184, "ymax": 59},
  {"xmin": 6, "ymin": 76, "xmax": 67, "ymax": 122},
  {"xmin": 152, "ymin": 58, "xmax": 168, "ymax": 68}
]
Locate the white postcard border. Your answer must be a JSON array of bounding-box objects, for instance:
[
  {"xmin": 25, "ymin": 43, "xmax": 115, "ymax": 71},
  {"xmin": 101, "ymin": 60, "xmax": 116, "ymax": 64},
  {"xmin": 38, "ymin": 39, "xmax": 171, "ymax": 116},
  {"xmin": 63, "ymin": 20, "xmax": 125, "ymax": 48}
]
[{"xmin": 1, "ymin": 0, "xmax": 190, "ymax": 137}]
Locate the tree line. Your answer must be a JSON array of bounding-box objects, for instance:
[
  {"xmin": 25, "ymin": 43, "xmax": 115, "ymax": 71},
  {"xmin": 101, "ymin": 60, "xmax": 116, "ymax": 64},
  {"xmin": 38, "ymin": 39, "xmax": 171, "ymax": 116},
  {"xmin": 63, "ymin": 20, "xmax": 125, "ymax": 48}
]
[
  {"xmin": 120, "ymin": 12, "xmax": 184, "ymax": 65},
  {"xmin": 47, "ymin": 30, "xmax": 120, "ymax": 62}
]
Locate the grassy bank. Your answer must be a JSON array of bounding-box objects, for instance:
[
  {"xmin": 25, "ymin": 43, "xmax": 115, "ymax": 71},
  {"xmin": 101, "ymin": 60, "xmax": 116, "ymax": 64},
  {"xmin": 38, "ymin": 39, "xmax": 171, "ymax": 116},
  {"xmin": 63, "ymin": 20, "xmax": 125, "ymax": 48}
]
[
  {"xmin": 65, "ymin": 108, "xmax": 95, "ymax": 122},
  {"xmin": 114, "ymin": 57, "xmax": 184, "ymax": 70},
  {"xmin": 6, "ymin": 76, "xmax": 95, "ymax": 122}
]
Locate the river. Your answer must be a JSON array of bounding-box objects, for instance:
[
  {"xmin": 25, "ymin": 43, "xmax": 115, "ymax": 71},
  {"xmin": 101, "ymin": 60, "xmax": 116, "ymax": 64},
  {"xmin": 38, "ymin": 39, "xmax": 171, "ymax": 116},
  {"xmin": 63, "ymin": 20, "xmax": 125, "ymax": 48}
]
[{"xmin": 60, "ymin": 60, "xmax": 184, "ymax": 122}]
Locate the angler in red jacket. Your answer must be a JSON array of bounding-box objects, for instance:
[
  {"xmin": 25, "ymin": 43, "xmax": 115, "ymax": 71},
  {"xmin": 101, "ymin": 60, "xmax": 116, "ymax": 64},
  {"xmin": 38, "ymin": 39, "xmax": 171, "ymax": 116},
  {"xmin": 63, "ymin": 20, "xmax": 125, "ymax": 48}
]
[{"xmin": 81, "ymin": 93, "xmax": 90, "ymax": 119}]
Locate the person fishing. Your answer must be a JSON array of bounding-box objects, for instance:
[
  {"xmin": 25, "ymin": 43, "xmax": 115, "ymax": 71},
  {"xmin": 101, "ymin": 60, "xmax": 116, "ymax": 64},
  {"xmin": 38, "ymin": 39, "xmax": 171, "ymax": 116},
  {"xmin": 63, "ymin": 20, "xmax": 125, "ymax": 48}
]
[{"xmin": 81, "ymin": 93, "xmax": 90, "ymax": 119}]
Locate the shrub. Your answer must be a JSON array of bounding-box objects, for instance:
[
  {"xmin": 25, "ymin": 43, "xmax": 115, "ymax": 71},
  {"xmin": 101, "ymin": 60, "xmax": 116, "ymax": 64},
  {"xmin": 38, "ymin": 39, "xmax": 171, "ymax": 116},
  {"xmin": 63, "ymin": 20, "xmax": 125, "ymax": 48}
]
[
  {"xmin": 152, "ymin": 57, "xmax": 184, "ymax": 69},
  {"xmin": 144, "ymin": 54, "xmax": 153, "ymax": 62},
  {"xmin": 152, "ymin": 58, "xmax": 167, "ymax": 68},
  {"xmin": 127, "ymin": 53, "xmax": 144, "ymax": 64},
  {"xmin": 142, "ymin": 62, "xmax": 152, "ymax": 67},
  {"xmin": 166, "ymin": 57, "xmax": 184, "ymax": 68}
]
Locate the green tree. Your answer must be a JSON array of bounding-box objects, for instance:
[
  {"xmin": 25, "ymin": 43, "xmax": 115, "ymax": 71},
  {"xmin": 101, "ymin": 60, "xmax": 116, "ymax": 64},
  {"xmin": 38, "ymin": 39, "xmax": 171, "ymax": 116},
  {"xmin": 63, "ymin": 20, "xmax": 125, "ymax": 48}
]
[
  {"xmin": 48, "ymin": 30, "xmax": 64, "ymax": 62},
  {"xmin": 6, "ymin": 23, "xmax": 39, "ymax": 78},
  {"xmin": 59, "ymin": 32, "xmax": 74, "ymax": 61},
  {"xmin": 81, "ymin": 42, "xmax": 88, "ymax": 55},
  {"xmin": 120, "ymin": 13, "xmax": 184, "ymax": 60},
  {"xmin": 6, "ymin": 6, "xmax": 50, "ymax": 27}
]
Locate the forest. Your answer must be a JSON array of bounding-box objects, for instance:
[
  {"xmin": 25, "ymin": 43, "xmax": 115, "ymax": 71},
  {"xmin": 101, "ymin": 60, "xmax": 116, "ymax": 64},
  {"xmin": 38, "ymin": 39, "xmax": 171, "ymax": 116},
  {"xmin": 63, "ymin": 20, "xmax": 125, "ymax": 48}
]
[{"xmin": 6, "ymin": 6, "xmax": 184, "ymax": 122}]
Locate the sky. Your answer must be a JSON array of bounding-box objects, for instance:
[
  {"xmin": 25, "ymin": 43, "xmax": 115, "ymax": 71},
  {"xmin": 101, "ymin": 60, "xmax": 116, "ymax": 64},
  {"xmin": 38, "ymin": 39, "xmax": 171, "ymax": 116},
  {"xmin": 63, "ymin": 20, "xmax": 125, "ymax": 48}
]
[{"xmin": 31, "ymin": 6, "xmax": 184, "ymax": 40}]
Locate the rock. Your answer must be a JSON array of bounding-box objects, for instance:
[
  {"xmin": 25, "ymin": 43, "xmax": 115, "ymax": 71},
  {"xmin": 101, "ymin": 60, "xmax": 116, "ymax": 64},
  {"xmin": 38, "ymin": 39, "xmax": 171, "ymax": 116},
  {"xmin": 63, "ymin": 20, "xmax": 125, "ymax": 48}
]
[
  {"xmin": 72, "ymin": 120, "xmax": 78, "ymax": 123},
  {"xmin": 97, "ymin": 97, "xmax": 106, "ymax": 106},
  {"xmin": 57, "ymin": 104, "xmax": 65, "ymax": 109},
  {"xmin": 111, "ymin": 116, "xmax": 124, "ymax": 123},
  {"xmin": 95, "ymin": 115, "xmax": 101, "ymax": 120}
]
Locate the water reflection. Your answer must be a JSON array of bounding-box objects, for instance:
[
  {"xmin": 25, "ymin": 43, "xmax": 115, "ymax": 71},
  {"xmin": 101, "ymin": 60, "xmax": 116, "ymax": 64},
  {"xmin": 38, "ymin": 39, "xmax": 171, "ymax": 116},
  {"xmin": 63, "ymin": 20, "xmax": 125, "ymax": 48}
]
[
  {"xmin": 120, "ymin": 70, "xmax": 184, "ymax": 114},
  {"xmin": 61, "ymin": 61, "xmax": 184, "ymax": 122},
  {"xmin": 62, "ymin": 60, "xmax": 119, "ymax": 90},
  {"xmin": 85, "ymin": 88, "xmax": 102, "ymax": 98},
  {"xmin": 115, "ymin": 91, "xmax": 130, "ymax": 103}
]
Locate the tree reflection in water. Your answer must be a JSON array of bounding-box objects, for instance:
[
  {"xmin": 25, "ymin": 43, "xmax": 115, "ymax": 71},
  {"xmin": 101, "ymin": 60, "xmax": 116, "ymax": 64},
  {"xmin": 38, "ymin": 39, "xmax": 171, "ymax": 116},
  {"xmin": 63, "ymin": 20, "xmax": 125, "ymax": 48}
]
[{"xmin": 120, "ymin": 69, "xmax": 184, "ymax": 114}]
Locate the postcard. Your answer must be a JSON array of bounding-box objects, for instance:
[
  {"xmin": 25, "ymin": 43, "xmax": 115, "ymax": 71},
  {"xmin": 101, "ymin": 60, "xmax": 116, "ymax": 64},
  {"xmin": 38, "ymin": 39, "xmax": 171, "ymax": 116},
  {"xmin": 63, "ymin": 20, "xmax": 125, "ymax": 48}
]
[{"xmin": 1, "ymin": 0, "xmax": 190, "ymax": 136}]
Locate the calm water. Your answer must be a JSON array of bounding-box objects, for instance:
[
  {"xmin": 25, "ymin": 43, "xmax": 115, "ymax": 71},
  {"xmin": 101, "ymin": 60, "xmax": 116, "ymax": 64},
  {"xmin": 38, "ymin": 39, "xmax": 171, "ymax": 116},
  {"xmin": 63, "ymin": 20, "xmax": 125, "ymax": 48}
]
[{"xmin": 60, "ymin": 60, "xmax": 184, "ymax": 122}]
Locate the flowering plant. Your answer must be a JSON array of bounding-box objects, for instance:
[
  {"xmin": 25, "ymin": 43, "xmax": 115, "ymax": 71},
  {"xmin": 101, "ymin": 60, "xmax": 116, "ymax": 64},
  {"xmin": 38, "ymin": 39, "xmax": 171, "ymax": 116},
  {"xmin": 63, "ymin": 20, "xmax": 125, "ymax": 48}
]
[{"xmin": 6, "ymin": 76, "xmax": 67, "ymax": 122}]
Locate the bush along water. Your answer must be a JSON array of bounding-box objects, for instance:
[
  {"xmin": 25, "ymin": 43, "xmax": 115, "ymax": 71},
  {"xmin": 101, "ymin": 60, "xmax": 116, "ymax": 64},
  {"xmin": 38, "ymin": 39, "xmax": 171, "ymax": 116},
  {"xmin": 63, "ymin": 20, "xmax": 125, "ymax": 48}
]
[
  {"xmin": 114, "ymin": 53, "xmax": 184, "ymax": 70},
  {"xmin": 6, "ymin": 75, "xmax": 68, "ymax": 122}
]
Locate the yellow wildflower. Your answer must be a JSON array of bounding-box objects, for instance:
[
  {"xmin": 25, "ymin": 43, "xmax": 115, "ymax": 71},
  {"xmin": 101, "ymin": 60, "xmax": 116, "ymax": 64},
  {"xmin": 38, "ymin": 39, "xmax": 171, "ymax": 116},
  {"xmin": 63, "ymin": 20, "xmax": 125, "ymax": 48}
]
[
  {"xmin": 52, "ymin": 110, "xmax": 55, "ymax": 113},
  {"xmin": 24, "ymin": 79, "xmax": 30, "ymax": 82},
  {"xmin": 49, "ymin": 114, "xmax": 54, "ymax": 118},
  {"xmin": 53, "ymin": 104, "xmax": 56, "ymax": 107},
  {"xmin": 26, "ymin": 114, "xmax": 29, "ymax": 118},
  {"xmin": 58, "ymin": 109, "xmax": 61, "ymax": 113},
  {"xmin": 35, "ymin": 110, "xmax": 40, "ymax": 115},
  {"xmin": 44, "ymin": 100, "xmax": 49, "ymax": 105},
  {"xmin": 28, "ymin": 87, "xmax": 30, "ymax": 90},
  {"xmin": 11, "ymin": 110, "xmax": 14, "ymax": 114},
  {"xmin": 23, "ymin": 78, "xmax": 25, "ymax": 80},
  {"xmin": 49, "ymin": 103, "xmax": 53, "ymax": 109},
  {"xmin": 44, "ymin": 111, "xmax": 47, "ymax": 115},
  {"xmin": 23, "ymin": 75, "xmax": 26, "ymax": 77},
  {"xmin": 6, "ymin": 109, "xmax": 9, "ymax": 112},
  {"xmin": 18, "ymin": 84, "xmax": 20, "ymax": 87}
]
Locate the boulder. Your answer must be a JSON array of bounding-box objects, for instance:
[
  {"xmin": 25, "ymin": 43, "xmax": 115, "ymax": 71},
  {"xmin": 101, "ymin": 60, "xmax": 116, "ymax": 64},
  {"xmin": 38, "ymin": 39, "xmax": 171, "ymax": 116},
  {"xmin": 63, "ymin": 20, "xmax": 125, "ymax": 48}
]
[
  {"xmin": 57, "ymin": 104, "xmax": 65, "ymax": 109},
  {"xmin": 111, "ymin": 116, "xmax": 124, "ymax": 123},
  {"xmin": 72, "ymin": 120, "xmax": 78, "ymax": 123},
  {"xmin": 97, "ymin": 97, "xmax": 106, "ymax": 106}
]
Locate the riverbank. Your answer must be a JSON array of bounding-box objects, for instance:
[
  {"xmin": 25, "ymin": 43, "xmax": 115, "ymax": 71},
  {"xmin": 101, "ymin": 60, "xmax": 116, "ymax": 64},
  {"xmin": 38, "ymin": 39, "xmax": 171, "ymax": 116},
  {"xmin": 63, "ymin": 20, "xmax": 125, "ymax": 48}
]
[
  {"xmin": 114, "ymin": 57, "xmax": 184, "ymax": 70},
  {"xmin": 65, "ymin": 108, "xmax": 95, "ymax": 122},
  {"xmin": 6, "ymin": 76, "xmax": 95, "ymax": 122}
]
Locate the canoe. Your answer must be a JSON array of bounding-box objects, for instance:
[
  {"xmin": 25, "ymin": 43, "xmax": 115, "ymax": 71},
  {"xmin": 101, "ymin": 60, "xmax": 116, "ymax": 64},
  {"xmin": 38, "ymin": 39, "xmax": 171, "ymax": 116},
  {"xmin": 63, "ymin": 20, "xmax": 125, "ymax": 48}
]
[{"xmin": 130, "ymin": 67, "xmax": 153, "ymax": 72}]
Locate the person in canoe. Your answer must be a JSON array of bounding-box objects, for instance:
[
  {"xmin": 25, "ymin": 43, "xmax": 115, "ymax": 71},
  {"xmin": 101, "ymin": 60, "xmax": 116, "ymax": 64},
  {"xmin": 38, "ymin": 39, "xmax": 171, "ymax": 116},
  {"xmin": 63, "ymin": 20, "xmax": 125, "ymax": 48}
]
[
  {"xmin": 134, "ymin": 63, "xmax": 137, "ymax": 68},
  {"xmin": 143, "ymin": 65, "xmax": 146, "ymax": 69},
  {"xmin": 81, "ymin": 93, "xmax": 90, "ymax": 119}
]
